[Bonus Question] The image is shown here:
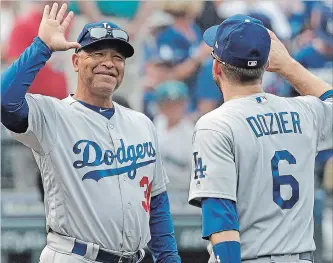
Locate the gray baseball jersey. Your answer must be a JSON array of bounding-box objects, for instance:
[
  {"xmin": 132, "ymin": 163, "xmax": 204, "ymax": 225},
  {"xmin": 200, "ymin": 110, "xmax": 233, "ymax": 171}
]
[
  {"xmin": 188, "ymin": 92, "xmax": 333, "ymax": 259},
  {"xmin": 7, "ymin": 94, "xmax": 169, "ymax": 252}
]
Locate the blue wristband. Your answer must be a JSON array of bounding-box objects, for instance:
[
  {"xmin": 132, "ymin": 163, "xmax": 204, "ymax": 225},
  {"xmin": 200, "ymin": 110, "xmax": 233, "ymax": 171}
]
[{"xmin": 213, "ymin": 241, "xmax": 241, "ymax": 263}]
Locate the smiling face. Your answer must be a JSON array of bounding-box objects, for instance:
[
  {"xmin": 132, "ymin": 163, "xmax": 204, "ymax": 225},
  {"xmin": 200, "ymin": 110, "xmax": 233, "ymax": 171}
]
[{"xmin": 72, "ymin": 41, "xmax": 126, "ymax": 99}]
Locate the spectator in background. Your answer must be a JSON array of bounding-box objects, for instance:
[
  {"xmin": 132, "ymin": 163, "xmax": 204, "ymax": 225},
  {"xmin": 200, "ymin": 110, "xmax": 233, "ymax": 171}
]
[
  {"xmin": 291, "ymin": 5, "xmax": 333, "ymax": 96},
  {"xmin": 154, "ymin": 81, "xmax": 194, "ymax": 193},
  {"xmin": 216, "ymin": 0, "xmax": 292, "ymax": 40},
  {"xmin": 141, "ymin": 11, "xmax": 174, "ymax": 119},
  {"xmin": 194, "ymin": 58, "xmax": 223, "ymax": 117},
  {"xmin": 6, "ymin": 1, "xmax": 69, "ymax": 99},
  {"xmin": 151, "ymin": 1, "xmax": 211, "ymax": 111},
  {"xmin": 196, "ymin": 0, "xmax": 224, "ymax": 32}
]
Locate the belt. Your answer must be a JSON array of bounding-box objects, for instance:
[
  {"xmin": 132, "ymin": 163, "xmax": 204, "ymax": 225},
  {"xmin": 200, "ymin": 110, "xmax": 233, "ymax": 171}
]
[
  {"xmin": 72, "ymin": 241, "xmax": 141, "ymax": 263},
  {"xmin": 258, "ymin": 252, "xmax": 314, "ymax": 262}
]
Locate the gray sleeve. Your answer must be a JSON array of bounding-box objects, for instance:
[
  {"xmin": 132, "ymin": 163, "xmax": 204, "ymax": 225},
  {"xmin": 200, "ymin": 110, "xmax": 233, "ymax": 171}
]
[
  {"xmin": 151, "ymin": 124, "xmax": 169, "ymax": 197},
  {"xmin": 302, "ymin": 95, "xmax": 333, "ymax": 151},
  {"xmin": 188, "ymin": 129, "xmax": 237, "ymax": 207},
  {"xmin": 7, "ymin": 94, "xmax": 58, "ymax": 155}
]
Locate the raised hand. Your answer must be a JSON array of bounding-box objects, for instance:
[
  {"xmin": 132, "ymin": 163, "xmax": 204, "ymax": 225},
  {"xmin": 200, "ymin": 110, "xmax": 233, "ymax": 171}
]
[
  {"xmin": 266, "ymin": 29, "xmax": 294, "ymax": 74},
  {"xmin": 38, "ymin": 3, "xmax": 81, "ymax": 52}
]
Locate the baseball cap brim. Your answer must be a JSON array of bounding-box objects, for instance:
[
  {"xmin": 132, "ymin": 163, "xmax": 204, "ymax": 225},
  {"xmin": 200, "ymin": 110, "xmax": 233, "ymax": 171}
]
[
  {"xmin": 78, "ymin": 38, "xmax": 135, "ymax": 58},
  {"xmin": 203, "ymin": 25, "xmax": 219, "ymax": 47}
]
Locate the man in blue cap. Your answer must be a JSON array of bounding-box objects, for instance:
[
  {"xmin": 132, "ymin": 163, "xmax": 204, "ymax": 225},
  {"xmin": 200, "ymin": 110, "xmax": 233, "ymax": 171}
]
[
  {"xmin": 1, "ymin": 3, "xmax": 180, "ymax": 263},
  {"xmin": 188, "ymin": 14, "xmax": 333, "ymax": 263}
]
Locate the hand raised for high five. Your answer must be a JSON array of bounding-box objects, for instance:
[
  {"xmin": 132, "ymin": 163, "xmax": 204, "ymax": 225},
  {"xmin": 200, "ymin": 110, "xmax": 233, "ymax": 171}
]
[{"xmin": 38, "ymin": 3, "xmax": 81, "ymax": 52}]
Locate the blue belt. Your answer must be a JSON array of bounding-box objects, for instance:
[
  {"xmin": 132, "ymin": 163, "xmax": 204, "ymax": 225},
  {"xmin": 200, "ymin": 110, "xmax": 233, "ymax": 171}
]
[{"xmin": 72, "ymin": 241, "xmax": 140, "ymax": 263}]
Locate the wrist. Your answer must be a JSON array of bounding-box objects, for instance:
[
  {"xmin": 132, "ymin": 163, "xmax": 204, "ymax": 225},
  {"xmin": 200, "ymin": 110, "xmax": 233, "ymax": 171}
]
[
  {"xmin": 35, "ymin": 37, "xmax": 53, "ymax": 56},
  {"xmin": 279, "ymin": 57, "xmax": 298, "ymax": 77},
  {"xmin": 213, "ymin": 241, "xmax": 241, "ymax": 263}
]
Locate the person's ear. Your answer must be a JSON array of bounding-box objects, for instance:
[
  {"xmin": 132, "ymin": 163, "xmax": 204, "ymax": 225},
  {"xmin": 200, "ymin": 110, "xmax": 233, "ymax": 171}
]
[
  {"xmin": 213, "ymin": 59, "xmax": 222, "ymax": 76},
  {"xmin": 72, "ymin": 53, "xmax": 79, "ymax": 72}
]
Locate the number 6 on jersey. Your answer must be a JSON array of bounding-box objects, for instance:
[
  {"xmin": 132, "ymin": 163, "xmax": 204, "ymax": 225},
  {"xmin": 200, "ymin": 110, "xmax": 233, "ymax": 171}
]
[{"xmin": 271, "ymin": 150, "xmax": 299, "ymax": 209}]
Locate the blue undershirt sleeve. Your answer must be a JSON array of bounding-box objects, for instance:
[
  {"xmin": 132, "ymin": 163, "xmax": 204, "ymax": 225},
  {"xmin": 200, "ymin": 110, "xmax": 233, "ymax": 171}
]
[
  {"xmin": 1, "ymin": 37, "xmax": 52, "ymax": 133},
  {"xmin": 202, "ymin": 198, "xmax": 239, "ymax": 240},
  {"xmin": 148, "ymin": 191, "xmax": 181, "ymax": 263}
]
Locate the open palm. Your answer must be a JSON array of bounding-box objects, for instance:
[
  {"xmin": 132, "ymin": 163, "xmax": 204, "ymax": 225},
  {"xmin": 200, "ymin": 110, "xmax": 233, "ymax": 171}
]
[{"xmin": 38, "ymin": 3, "xmax": 80, "ymax": 52}]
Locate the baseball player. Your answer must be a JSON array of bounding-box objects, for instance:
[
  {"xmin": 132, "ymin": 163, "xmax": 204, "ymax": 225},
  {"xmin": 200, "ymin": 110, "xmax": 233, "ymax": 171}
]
[
  {"xmin": 188, "ymin": 14, "xmax": 333, "ymax": 263},
  {"xmin": 1, "ymin": 3, "xmax": 180, "ymax": 263}
]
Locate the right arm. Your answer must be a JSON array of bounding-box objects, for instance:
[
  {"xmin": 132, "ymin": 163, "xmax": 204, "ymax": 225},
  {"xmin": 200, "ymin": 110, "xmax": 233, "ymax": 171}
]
[
  {"xmin": 267, "ymin": 30, "xmax": 332, "ymax": 97},
  {"xmin": 1, "ymin": 37, "xmax": 52, "ymax": 133},
  {"xmin": 1, "ymin": 3, "xmax": 80, "ymax": 133},
  {"xmin": 267, "ymin": 30, "xmax": 333, "ymax": 151}
]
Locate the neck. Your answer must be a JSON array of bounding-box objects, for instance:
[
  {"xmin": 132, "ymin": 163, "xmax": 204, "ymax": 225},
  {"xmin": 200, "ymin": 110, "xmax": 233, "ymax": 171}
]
[
  {"xmin": 222, "ymin": 81, "xmax": 264, "ymax": 102},
  {"xmin": 73, "ymin": 83, "xmax": 114, "ymax": 108}
]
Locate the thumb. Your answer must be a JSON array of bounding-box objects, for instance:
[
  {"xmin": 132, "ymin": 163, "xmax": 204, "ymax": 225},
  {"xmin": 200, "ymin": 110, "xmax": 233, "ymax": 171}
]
[{"xmin": 66, "ymin": 42, "xmax": 81, "ymax": 50}]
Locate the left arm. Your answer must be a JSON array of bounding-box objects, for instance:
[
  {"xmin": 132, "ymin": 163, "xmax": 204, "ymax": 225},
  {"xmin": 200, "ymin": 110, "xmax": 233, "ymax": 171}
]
[
  {"xmin": 148, "ymin": 191, "xmax": 181, "ymax": 263},
  {"xmin": 202, "ymin": 198, "xmax": 241, "ymax": 263},
  {"xmin": 148, "ymin": 123, "xmax": 180, "ymax": 262}
]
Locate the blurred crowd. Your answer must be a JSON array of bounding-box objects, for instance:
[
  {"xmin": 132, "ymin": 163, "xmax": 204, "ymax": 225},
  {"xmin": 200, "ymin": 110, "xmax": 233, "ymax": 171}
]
[{"xmin": 1, "ymin": 0, "xmax": 332, "ymax": 262}]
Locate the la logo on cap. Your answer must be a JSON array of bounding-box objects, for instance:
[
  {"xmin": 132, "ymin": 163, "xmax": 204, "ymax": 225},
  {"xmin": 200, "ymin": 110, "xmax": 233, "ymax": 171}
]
[
  {"xmin": 248, "ymin": 60, "xmax": 258, "ymax": 67},
  {"xmin": 103, "ymin": 22, "xmax": 112, "ymax": 29}
]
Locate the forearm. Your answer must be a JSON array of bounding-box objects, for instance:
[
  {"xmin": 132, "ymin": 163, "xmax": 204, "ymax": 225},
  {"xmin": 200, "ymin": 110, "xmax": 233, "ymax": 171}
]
[
  {"xmin": 279, "ymin": 58, "xmax": 332, "ymax": 98},
  {"xmin": 1, "ymin": 37, "xmax": 51, "ymax": 132},
  {"xmin": 148, "ymin": 192, "xmax": 180, "ymax": 263},
  {"xmin": 202, "ymin": 198, "xmax": 241, "ymax": 262},
  {"xmin": 131, "ymin": 2, "xmax": 155, "ymax": 26},
  {"xmin": 211, "ymin": 230, "xmax": 240, "ymax": 245},
  {"xmin": 167, "ymin": 58, "xmax": 202, "ymax": 81}
]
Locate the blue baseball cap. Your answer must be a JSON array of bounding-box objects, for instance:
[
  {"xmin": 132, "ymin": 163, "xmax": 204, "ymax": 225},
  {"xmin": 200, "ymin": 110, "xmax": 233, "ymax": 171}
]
[
  {"xmin": 316, "ymin": 7, "xmax": 333, "ymax": 47},
  {"xmin": 155, "ymin": 81, "xmax": 189, "ymax": 102},
  {"xmin": 76, "ymin": 21, "xmax": 134, "ymax": 58},
  {"xmin": 203, "ymin": 14, "xmax": 271, "ymax": 69}
]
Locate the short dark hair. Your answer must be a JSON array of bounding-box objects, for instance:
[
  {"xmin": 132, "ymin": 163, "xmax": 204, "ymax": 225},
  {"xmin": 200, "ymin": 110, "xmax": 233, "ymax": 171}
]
[{"xmin": 220, "ymin": 62, "xmax": 267, "ymax": 84}]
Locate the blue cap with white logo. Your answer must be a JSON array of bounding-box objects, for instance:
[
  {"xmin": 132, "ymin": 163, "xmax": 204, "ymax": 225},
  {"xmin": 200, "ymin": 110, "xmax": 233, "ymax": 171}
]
[
  {"xmin": 203, "ymin": 14, "xmax": 271, "ymax": 69},
  {"xmin": 155, "ymin": 81, "xmax": 189, "ymax": 103},
  {"xmin": 76, "ymin": 21, "xmax": 134, "ymax": 57}
]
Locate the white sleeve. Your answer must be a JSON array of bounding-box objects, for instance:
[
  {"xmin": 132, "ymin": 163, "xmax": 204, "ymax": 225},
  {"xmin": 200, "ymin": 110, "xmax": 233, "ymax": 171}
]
[
  {"xmin": 7, "ymin": 94, "xmax": 58, "ymax": 155},
  {"xmin": 188, "ymin": 128, "xmax": 237, "ymax": 207},
  {"xmin": 302, "ymin": 92, "xmax": 333, "ymax": 152},
  {"xmin": 151, "ymin": 124, "xmax": 169, "ymax": 197}
]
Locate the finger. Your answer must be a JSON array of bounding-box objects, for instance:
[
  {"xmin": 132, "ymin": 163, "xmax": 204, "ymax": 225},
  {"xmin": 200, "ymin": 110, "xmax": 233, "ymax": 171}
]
[
  {"xmin": 61, "ymin": 11, "xmax": 74, "ymax": 31},
  {"xmin": 49, "ymin": 2, "xmax": 59, "ymax": 20},
  {"xmin": 56, "ymin": 3, "xmax": 67, "ymax": 23},
  {"xmin": 267, "ymin": 29, "xmax": 278, "ymax": 40},
  {"xmin": 42, "ymin": 5, "xmax": 50, "ymax": 20},
  {"xmin": 66, "ymin": 42, "xmax": 81, "ymax": 50}
]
